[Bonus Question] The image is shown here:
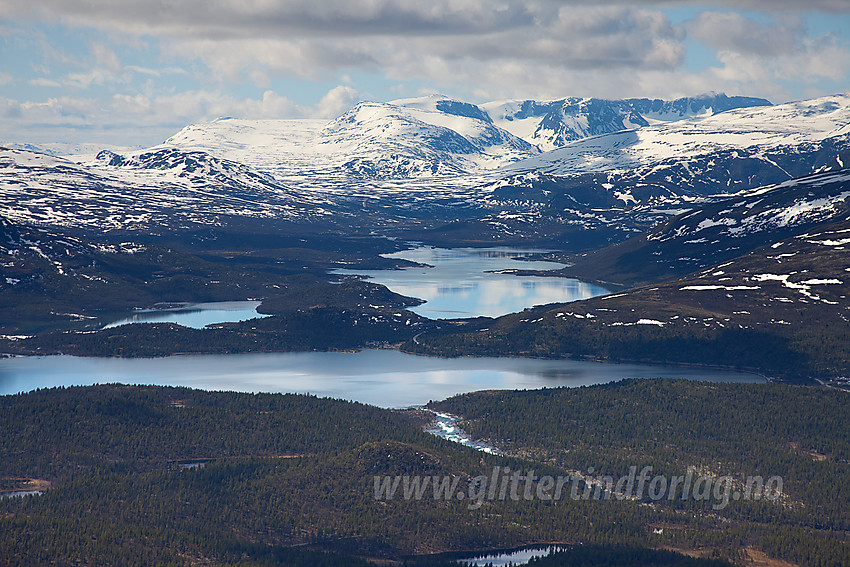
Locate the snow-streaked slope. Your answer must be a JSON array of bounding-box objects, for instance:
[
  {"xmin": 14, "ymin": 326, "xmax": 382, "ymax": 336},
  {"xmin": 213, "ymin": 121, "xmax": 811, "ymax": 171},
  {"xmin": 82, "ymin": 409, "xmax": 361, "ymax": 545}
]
[
  {"xmin": 164, "ymin": 95, "xmax": 537, "ymax": 183},
  {"xmin": 4, "ymin": 93, "xmax": 848, "ymax": 244},
  {"xmin": 159, "ymin": 93, "xmax": 777, "ymax": 186},
  {"xmin": 0, "ymin": 141, "xmax": 141, "ymax": 160},
  {"xmin": 628, "ymin": 93, "xmax": 772, "ymax": 123},
  {"xmin": 483, "ymin": 94, "xmax": 772, "ymax": 152},
  {"xmin": 559, "ymin": 167, "xmax": 850, "ymax": 287},
  {"xmin": 505, "ymin": 94, "xmax": 850, "ymax": 177},
  {"xmin": 483, "ymin": 98, "xmax": 648, "ymax": 152},
  {"xmin": 323, "ymin": 96, "xmax": 536, "ymax": 178},
  {"xmin": 649, "ymin": 169, "xmax": 850, "ymax": 244},
  {"xmin": 163, "ymin": 118, "xmax": 335, "ymax": 183},
  {"xmin": 0, "ymin": 146, "xmax": 337, "ymax": 233}
]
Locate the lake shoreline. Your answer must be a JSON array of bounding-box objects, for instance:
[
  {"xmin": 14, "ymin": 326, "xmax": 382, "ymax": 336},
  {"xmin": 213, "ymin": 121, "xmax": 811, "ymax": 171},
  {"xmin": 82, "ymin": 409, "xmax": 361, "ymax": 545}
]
[{"xmin": 0, "ymin": 348, "xmax": 766, "ymax": 407}]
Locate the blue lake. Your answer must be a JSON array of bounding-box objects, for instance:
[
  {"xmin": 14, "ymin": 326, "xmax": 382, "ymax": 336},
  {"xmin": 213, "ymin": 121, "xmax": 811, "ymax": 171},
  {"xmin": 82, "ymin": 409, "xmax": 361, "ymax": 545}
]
[
  {"xmin": 1, "ymin": 246, "xmax": 765, "ymax": 406},
  {"xmin": 0, "ymin": 349, "xmax": 764, "ymax": 408},
  {"xmin": 102, "ymin": 300, "xmax": 268, "ymax": 329},
  {"xmin": 335, "ymin": 246, "xmax": 608, "ymax": 319}
]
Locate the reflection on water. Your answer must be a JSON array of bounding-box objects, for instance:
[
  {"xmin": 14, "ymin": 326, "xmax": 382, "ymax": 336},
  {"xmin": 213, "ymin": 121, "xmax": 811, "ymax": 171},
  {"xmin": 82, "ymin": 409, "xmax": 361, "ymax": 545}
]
[
  {"xmin": 0, "ymin": 490, "xmax": 43, "ymax": 499},
  {"xmin": 102, "ymin": 301, "xmax": 269, "ymax": 329},
  {"xmin": 334, "ymin": 246, "xmax": 608, "ymax": 319},
  {"xmin": 457, "ymin": 545, "xmax": 567, "ymax": 566},
  {"xmin": 0, "ymin": 349, "xmax": 764, "ymax": 408}
]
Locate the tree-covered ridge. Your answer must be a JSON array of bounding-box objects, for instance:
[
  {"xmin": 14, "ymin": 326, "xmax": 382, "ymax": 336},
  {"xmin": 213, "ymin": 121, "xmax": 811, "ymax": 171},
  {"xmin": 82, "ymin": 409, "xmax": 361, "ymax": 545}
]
[
  {"xmin": 430, "ymin": 380, "xmax": 850, "ymax": 566},
  {"xmin": 0, "ymin": 385, "xmax": 432, "ymax": 479},
  {"xmin": 1, "ymin": 383, "xmax": 847, "ymax": 566}
]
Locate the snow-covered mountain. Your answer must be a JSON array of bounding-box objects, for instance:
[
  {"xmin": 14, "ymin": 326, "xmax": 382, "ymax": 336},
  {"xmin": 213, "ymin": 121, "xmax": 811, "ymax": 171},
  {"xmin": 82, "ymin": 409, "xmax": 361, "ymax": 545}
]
[
  {"xmin": 3, "ymin": 92, "xmax": 849, "ymax": 247},
  {"xmin": 491, "ymin": 94, "xmax": 850, "ymax": 207},
  {"xmin": 561, "ymin": 167, "xmax": 850, "ymax": 286},
  {"xmin": 0, "ymin": 141, "xmax": 140, "ymax": 159},
  {"xmin": 164, "ymin": 95, "xmax": 537, "ymax": 182},
  {"xmin": 627, "ymin": 93, "xmax": 772, "ymax": 122},
  {"xmin": 161, "ymin": 93, "xmax": 771, "ymax": 183},
  {"xmin": 321, "ymin": 96, "xmax": 536, "ymax": 179},
  {"xmin": 505, "ymin": 94, "xmax": 850, "ymax": 178},
  {"xmin": 163, "ymin": 118, "xmax": 340, "ymax": 184},
  {"xmin": 483, "ymin": 94, "xmax": 771, "ymax": 152},
  {"xmin": 0, "ymin": 146, "xmax": 340, "ymax": 234}
]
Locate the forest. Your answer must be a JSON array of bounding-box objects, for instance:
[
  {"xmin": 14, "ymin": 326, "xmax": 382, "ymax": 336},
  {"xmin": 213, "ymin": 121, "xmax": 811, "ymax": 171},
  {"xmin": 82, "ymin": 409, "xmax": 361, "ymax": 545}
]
[{"xmin": 1, "ymin": 381, "xmax": 847, "ymax": 566}]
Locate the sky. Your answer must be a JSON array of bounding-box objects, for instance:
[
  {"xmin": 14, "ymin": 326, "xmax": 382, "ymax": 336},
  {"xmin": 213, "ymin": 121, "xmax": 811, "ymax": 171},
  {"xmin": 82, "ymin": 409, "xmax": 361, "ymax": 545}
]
[{"xmin": 1, "ymin": 0, "xmax": 849, "ymax": 148}]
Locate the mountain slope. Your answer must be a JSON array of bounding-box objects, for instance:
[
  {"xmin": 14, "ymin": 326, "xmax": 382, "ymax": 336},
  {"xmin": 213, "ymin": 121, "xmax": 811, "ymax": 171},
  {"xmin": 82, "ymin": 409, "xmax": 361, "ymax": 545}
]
[
  {"xmin": 4, "ymin": 93, "xmax": 849, "ymax": 251},
  {"xmin": 161, "ymin": 93, "xmax": 773, "ymax": 185},
  {"xmin": 486, "ymin": 94, "xmax": 850, "ymax": 220},
  {"xmin": 410, "ymin": 169, "xmax": 850, "ymax": 381},
  {"xmin": 483, "ymin": 97, "xmax": 648, "ymax": 152},
  {"xmin": 164, "ymin": 95, "xmax": 537, "ymax": 182},
  {"xmin": 322, "ymin": 96, "xmax": 537, "ymax": 179},
  {"xmin": 0, "ymin": 146, "xmax": 340, "ymax": 234},
  {"xmin": 559, "ymin": 167, "xmax": 850, "ymax": 286},
  {"xmin": 505, "ymin": 94, "xmax": 850, "ymax": 178},
  {"xmin": 483, "ymin": 93, "xmax": 772, "ymax": 151}
]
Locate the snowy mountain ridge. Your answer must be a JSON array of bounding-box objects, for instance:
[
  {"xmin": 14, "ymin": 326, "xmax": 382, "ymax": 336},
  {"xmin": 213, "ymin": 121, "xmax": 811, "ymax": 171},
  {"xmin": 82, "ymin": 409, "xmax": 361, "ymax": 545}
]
[
  {"xmin": 160, "ymin": 93, "xmax": 777, "ymax": 182},
  {"xmin": 483, "ymin": 93, "xmax": 772, "ymax": 152},
  {"xmin": 503, "ymin": 94, "xmax": 850, "ymax": 178},
  {"xmin": 2, "ymin": 92, "xmax": 849, "ymax": 244}
]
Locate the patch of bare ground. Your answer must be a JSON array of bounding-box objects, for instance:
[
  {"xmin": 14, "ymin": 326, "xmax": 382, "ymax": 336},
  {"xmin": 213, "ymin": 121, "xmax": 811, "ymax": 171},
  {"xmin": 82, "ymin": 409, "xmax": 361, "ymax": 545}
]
[
  {"xmin": 0, "ymin": 478, "xmax": 51, "ymax": 491},
  {"xmin": 744, "ymin": 546, "xmax": 798, "ymax": 567}
]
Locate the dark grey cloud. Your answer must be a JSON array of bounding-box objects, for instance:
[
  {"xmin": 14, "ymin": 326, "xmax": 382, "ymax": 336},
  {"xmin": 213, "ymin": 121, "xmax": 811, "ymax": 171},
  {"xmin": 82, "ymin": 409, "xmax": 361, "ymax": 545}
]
[
  {"xmin": 1, "ymin": 0, "xmax": 847, "ymax": 147},
  {"xmin": 550, "ymin": 0, "xmax": 850, "ymax": 11},
  {"xmin": 431, "ymin": 7, "xmax": 685, "ymax": 69},
  {"xmin": 2, "ymin": 0, "xmax": 536, "ymax": 37}
]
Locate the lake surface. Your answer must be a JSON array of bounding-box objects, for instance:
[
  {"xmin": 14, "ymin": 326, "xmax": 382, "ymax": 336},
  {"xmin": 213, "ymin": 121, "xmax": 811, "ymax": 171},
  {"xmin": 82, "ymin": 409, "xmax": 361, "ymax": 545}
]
[
  {"xmin": 102, "ymin": 301, "xmax": 268, "ymax": 329},
  {"xmin": 335, "ymin": 246, "xmax": 608, "ymax": 319},
  {"xmin": 3, "ymin": 246, "xmax": 763, "ymax": 406},
  {"xmin": 0, "ymin": 490, "xmax": 43, "ymax": 499},
  {"xmin": 0, "ymin": 349, "xmax": 764, "ymax": 407},
  {"xmin": 456, "ymin": 545, "xmax": 567, "ymax": 566}
]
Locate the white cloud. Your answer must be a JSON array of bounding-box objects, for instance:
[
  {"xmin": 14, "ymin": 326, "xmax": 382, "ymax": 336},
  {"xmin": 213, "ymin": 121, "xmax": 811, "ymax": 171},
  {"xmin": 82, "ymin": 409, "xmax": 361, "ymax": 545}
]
[
  {"xmin": 28, "ymin": 77, "xmax": 61, "ymax": 87},
  {"xmin": 687, "ymin": 12, "xmax": 801, "ymax": 57},
  {"xmin": 312, "ymin": 85, "xmax": 361, "ymax": 118},
  {"xmin": 1, "ymin": 85, "xmax": 361, "ymax": 145},
  {"xmin": 0, "ymin": 0, "xmax": 535, "ymax": 37},
  {"xmin": 90, "ymin": 42, "xmax": 121, "ymax": 72},
  {"xmin": 124, "ymin": 66, "xmax": 187, "ymax": 77},
  {"xmin": 684, "ymin": 11, "xmax": 850, "ymax": 99},
  {"xmin": 1, "ymin": 0, "xmax": 847, "ymax": 145}
]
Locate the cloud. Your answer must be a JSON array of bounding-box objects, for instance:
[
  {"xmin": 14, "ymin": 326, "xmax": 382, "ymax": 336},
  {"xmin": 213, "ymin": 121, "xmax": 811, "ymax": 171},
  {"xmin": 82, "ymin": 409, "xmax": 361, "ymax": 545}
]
[
  {"xmin": 0, "ymin": 0, "xmax": 535, "ymax": 38},
  {"xmin": 1, "ymin": 85, "xmax": 362, "ymax": 145},
  {"xmin": 3, "ymin": 1, "xmax": 843, "ymax": 97},
  {"xmin": 124, "ymin": 66, "xmax": 187, "ymax": 77},
  {"xmin": 687, "ymin": 12, "xmax": 801, "ymax": 57},
  {"xmin": 2, "ymin": 0, "xmax": 847, "ymax": 36},
  {"xmin": 28, "ymin": 77, "xmax": 61, "ymax": 87},
  {"xmin": 685, "ymin": 11, "xmax": 850, "ymax": 94},
  {"xmin": 312, "ymin": 85, "xmax": 362, "ymax": 118},
  {"xmin": 1, "ymin": 2, "xmax": 688, "ymax": 79},
  {"xmin": 90, "ymin": 42, "xmax": 121, "ymax": 72},
  {"xmin": 157, "ymin": 4, "xmax": 687, "ymax": 94},
  {"xmin": 535, "ymin": 0, "xmax": 849, "ymax": 11},
  {"xmin": 1, "ymin": 0, "xmax": 848, "ymax": 146}
]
